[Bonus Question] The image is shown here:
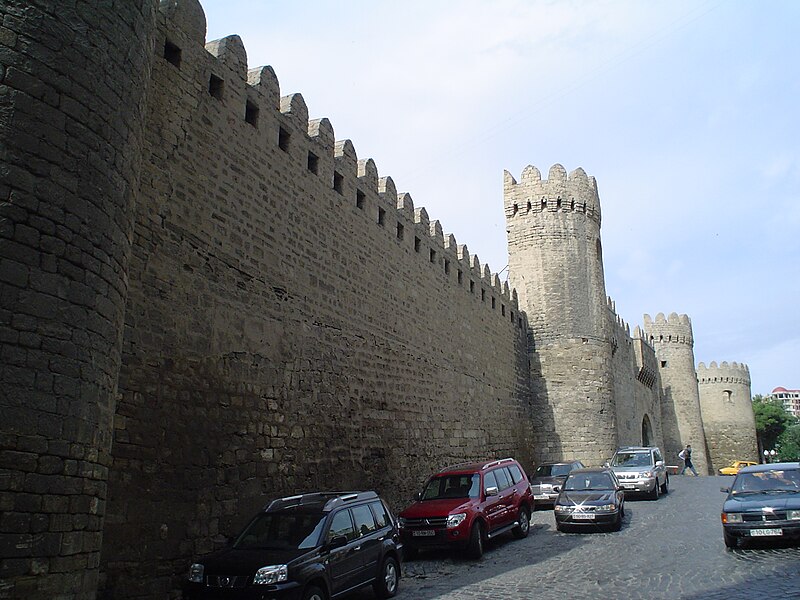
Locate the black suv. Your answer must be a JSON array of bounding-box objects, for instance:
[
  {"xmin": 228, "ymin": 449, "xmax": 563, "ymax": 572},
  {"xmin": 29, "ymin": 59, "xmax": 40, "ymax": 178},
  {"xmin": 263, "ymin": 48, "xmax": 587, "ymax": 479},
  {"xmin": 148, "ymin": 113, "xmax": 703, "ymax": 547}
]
[{"xmin": 184, "ymin": 491, "xmax": 402, "ymax": 600}]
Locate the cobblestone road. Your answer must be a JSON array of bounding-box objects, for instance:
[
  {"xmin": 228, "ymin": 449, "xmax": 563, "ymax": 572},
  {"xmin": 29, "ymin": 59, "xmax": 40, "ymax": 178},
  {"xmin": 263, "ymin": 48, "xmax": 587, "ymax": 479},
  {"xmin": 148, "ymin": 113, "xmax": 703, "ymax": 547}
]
[{"xmin": 392, "ymin": 475, "xmax": 800, "ymax": 600}]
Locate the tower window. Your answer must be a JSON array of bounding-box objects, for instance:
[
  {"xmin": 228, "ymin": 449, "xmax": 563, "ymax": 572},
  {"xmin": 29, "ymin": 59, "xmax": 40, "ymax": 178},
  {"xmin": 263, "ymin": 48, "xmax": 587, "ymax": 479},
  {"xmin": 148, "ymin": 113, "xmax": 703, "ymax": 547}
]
[
  {"xmin": 245, "ymin": 100, "xmax": 259, "ymax": 127},
  {"xmin": 396, "ymin": 222, "xmax": 404, "ymax": 240},
  {"xmin": 208, "ymin": 74, "xmax": 224, "ymax": 99},
  {"xmin": 429, "ymin": 249, "xmax": 436, "ymax": 264},
  {"xmin": 164, "ymin": 40, "xmax": 181, "ymax": 67},
  {"xmin": 444, "ymin": 259, "xmax": 450, "ymax": 274},
  {"xmin": 307, "ymin": 152, "xmax": 319, "ymax": 174},
  {"xmin": 278, "ymin": 127, "xmax": 290, "ymax": 152},
  {"xmin": 356, "ymin": 190, "xmax": 365, "ymax": 210},
  {"xmin": 377, "ymin": 207, "xmax": 385, "ymax": 227},
  {"xmin": 470, "ymin": 281, "xmax": 475, "ymax": 294},
  {"xmin": 333, "ymin": 171, "xmax": 343, "ymax": 194},
  {"xmin": 457, "ymin": 269, "xmax": 463, "ymax": 284},
  {"xmin": 661, "ymin": 361, "xmax": 667, "ymax": 368}
]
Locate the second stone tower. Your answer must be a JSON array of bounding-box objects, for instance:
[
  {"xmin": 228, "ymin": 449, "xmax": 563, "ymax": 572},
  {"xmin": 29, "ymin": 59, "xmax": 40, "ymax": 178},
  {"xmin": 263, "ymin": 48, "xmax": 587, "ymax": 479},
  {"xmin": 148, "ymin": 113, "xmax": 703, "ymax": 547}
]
[{"xmin": 505, "ymin": 165, "xmax": 618, "ymax": 464}]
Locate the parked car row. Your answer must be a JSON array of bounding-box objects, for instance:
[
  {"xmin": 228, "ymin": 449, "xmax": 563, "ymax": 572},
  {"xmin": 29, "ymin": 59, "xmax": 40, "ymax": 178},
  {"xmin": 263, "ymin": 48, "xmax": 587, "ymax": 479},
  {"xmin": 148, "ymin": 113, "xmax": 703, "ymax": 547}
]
[{"xmin": 189, "ymin": 446, "xmax": 800, "ymax": 599}]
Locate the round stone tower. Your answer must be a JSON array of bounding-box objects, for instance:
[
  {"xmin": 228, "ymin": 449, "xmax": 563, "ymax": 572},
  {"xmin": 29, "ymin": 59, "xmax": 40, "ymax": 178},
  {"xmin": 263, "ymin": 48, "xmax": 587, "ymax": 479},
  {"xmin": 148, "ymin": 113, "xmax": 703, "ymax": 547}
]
[
  {"xmin": 0, "ymin": 1, "xmax": 158, "ymax": 597},
  {"xmin": 643, "ymin": 313, "xmax": 710, "ymax": 474},
  {"xmin": 505, "ymin": 165, "xmax": 617, "ymax": 465},
  {"xmin": 697, "ymin": 361, "xmax": 759, "ymax": 472}
]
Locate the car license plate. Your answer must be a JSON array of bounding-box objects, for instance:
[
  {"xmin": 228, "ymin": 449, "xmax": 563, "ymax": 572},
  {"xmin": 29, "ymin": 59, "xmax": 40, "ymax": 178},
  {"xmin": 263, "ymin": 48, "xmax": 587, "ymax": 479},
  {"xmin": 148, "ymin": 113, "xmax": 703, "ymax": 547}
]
[
  {"xmin": 621, "ymin": 484, "xmax": 635, "ymax": 489},
  {"xmin": 412, "ymin": 530, "xmax": 435, "ymax": 537},
  {"xmin": 534, "ymin": 495, "xmax": 550, "ymax": 500},
  {"xmin": 749, "ymin": 528, "xmax": 782, "ymax": 537},
  {"xmin": 572, "ymin": 513, "xmax": 595, "ymax": 520}
]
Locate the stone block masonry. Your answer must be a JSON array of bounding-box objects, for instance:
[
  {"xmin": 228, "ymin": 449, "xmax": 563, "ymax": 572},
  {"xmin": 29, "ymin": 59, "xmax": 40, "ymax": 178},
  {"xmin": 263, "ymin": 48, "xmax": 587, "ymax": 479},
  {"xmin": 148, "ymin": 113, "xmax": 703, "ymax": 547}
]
[{"xmin": 0, "ymin": 1, "xmax": 158, "ymax": 598}]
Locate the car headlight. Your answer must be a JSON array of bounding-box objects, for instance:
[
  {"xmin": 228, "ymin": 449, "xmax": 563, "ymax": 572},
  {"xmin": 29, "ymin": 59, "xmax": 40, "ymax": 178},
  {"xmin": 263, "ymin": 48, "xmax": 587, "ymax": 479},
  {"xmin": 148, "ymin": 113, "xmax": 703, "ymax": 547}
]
[
  {"xmin": 597, "ymin": 503, "xmax": 617, "ymax": 512},
  {"xmin": 722, "ymin": 512, "xmax": 743, "ymax": 524},
  {"xmin": 554, "ymin": 504, "xmax": 572, "ymax": 513},
  {"xmin": 640, "ymin": 471, "xmax": 653, "ymax": 478},
  {"xmin": 398, "ymin": 517, "xmax": 408, "ymax": 528},
  {"xmin": 788, "ymin": 510, "xmax": 800, "ymax": 521},
  {"xmin": 253, "ymin": 564, "xmax": 288, "ymax": 585},
  {"xmin": 188, "ymin": 563, "xmax": 204, "ymax": 583},
  {"xmin": 447, "ymin": 513, "xmax": 467, "ymax": 528}
]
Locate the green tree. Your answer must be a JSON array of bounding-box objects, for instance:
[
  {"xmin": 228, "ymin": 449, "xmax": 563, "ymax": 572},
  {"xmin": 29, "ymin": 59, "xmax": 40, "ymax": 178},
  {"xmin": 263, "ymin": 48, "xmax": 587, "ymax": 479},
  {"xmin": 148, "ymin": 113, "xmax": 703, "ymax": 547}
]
[
  {"xmin": 777, "ymin": 425, "xmax": 800, "ymax": 461},
  {"xmin": 752, "ymin": 394, "xmax": 796, "ymax": 453}
]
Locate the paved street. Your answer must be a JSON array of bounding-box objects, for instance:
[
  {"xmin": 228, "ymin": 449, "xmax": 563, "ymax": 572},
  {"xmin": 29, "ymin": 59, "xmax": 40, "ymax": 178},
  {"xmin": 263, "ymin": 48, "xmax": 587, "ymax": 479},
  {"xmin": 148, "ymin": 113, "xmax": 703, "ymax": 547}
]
[{"xmin": 393, "ymin": 475, "xmax": 800, "ymax": 600}]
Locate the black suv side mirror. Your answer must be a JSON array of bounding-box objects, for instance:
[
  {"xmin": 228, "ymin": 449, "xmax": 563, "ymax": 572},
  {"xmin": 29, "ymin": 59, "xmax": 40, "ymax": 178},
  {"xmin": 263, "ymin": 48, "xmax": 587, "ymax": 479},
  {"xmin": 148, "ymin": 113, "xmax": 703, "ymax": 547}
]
[{"xmin": 328, "ymin": 535, "xmax": 348, "ymax": 550}]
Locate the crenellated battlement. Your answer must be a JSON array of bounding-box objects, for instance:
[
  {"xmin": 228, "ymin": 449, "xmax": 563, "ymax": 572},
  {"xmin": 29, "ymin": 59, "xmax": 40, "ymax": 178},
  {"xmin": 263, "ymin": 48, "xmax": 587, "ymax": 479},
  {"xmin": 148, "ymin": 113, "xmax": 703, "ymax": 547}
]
[
  {"xmin": 503, "ymin": 164, "xmax": 601, "ymax": 224},
  {"xmin": 697, "ymin": 361, "xmax": 751, "ymax": 386},
  {"xmin": 642, "ymin": 312, "xmax": 694, "ymax": 346},
  {"xmin": 154, "ymin": 0, "xmax": 519, "ymax": 319}
]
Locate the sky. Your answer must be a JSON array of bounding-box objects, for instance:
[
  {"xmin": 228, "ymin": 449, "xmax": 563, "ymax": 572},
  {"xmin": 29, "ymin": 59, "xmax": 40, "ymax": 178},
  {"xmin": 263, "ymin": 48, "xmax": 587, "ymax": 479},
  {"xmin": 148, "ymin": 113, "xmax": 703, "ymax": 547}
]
[{"xmin": 199, "ymin": 0, "xmax": 799, "ymax": 396}]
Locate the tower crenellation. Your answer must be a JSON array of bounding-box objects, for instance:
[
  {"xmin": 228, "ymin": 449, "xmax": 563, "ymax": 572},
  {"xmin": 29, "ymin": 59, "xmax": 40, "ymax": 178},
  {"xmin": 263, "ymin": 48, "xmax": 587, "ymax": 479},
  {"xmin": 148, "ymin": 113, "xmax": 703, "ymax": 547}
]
[
  {"xmin": 643, "ymin": 312, "xmax": 694, "ymax": 346},
  {"xmin": 504, "ymin": 164, "xmax": 601, "ymax": 225}
]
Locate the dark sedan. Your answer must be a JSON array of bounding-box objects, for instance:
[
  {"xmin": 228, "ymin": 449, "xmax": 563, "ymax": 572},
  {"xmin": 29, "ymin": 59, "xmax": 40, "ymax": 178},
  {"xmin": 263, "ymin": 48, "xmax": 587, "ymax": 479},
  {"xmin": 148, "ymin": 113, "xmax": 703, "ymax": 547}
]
[
  {"xmin": 554, "ymin": 468, "xmax": 625, "ymax": 532},
  {"xmin": 720, "ymin": 462, "xmax": 800, "ymax": 549},
  {"xmin": 530, "ymin": 460, "xmax": 585, "ymax": 508}
]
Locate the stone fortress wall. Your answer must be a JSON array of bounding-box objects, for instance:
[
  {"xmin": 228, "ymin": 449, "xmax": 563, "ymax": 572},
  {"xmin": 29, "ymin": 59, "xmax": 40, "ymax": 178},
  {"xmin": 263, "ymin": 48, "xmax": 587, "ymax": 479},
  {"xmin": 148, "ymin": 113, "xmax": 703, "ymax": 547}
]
[
  {"xmin": 0, "ymin": 1, "xmax": 759, "ymax": 598},
  {"xmin": 100, "ymin": 2, "xmax": 533, "ymax": 597},
  {"xmin": 697, "ymin": 361, "xmax": 759, "ymax": 473}
]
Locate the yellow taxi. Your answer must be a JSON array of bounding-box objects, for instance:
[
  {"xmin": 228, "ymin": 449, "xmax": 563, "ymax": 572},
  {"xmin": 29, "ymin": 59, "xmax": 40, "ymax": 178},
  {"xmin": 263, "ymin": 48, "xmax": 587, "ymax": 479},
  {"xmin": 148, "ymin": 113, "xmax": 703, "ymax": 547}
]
[{"xmin": 718, "ymin": 460, "xmax": 758, "ymax": 476}]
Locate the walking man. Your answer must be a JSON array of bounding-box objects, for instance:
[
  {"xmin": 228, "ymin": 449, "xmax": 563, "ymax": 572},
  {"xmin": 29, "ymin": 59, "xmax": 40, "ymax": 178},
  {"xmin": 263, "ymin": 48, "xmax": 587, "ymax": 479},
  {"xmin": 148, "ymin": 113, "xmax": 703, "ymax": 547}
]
[{"xmin": 679, "ymin": 444, "xmax": 699, "ymax": 476}]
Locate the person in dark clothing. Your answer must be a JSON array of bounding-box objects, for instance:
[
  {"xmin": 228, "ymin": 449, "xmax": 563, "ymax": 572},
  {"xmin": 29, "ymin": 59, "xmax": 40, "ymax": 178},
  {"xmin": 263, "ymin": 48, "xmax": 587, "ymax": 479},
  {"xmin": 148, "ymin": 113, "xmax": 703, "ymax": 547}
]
[{"xmin": 679, "ymin": 444, "xmax": 699, "ymax": 476}]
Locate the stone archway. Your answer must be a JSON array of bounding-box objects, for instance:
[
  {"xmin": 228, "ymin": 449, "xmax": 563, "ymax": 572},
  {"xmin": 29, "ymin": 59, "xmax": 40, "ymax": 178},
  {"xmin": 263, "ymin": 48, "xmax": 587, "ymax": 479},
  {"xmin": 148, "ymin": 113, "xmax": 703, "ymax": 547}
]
[{"xmin": 641, "ymin": 415, "xmax": 653, "ymax": 446}]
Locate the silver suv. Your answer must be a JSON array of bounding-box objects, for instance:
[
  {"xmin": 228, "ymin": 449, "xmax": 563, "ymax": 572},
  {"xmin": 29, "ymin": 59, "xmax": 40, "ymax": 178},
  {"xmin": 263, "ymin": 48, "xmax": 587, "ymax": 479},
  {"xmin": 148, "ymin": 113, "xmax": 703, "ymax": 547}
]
[{"xmin": 607, "ymin": 446, "xmax": 668, "ymax": 500}]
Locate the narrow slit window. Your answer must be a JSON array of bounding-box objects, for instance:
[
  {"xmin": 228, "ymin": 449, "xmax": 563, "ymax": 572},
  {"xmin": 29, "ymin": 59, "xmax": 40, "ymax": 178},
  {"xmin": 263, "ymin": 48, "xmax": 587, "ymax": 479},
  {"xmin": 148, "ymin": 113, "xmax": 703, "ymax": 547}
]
[
  {"xmin": 245, "ymin": 100, "xmax": 259, "ymax": 127},
  {"xmin": 414, "ymin": 237, "xmax": 421, "ymax": 253},
  {"xmin": 444, "ymin": 259, "xmax": 450, "ymax": 275},
  {"xmin": 333, "ymin": 171, "xmax": 343, "ymax": 194},
  {"xmin": 429, "ymin": 249, "xmax": 436, "ymax": 264},
  {"xmin": 457, "ymin": 270, "xmax": 463, "ymax": 285},
  {"xmin": 278, "ymin": 127, "xmax": 290, "ymax": 152},
  {"xmin": 307, "ymin": 152, "xmax": 319, "ymax": 174},
  {"xmin": 356, "ymin": 190, "xmax": 365, "ymax": 210},
  {"xmin": 208, "ymin": 74, "xmax": 224, "ymax": 99},
  {"xmin": 481, "ymin": 289, "xmax": 486, "ymax": 302},
  {"xmin": 377, "ymin": 207, "xmax": 385, "ymax": 227},
  {"xmin": 470, "ymin": 281, "xmax": 475, "ymax": 294},
  {"xmin": 501, "ymin": 304, "xmax": 505, "ymax": 316},
  {"xmin": 164, "ymin": 40, "xmax": 181, "ymax": 67},
  {"xmin": 492, "ymin": 297, "xmax": 496, "ymax": 309},
  {"xmin": 396, "ymin": 222, "xmax": 404, "ymax": 240}
]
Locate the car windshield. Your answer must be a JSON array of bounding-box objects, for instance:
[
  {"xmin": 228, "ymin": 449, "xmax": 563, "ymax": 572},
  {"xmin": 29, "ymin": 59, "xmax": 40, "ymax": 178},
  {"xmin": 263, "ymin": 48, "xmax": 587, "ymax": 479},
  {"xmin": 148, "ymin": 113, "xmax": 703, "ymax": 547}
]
[
  {"xmin": 564, "ymin": 473, "xmax": 613, "ymax": 491},
  {"xmin": 611, "ymin": 452, "xmax": 651, "ymax": 467},
  {"xmin": 731, "ymin": 469, "xmax": 800, "ymax": 493},
  {"xmin": 233, "ymin": 509, "xmax": 327, "ymax": 550},
  {"xmin": 535, "ymin": 464, "xmax": 571, "ymax": 477},
  {"xmin": 421, "ymin": 474, "xmax": 480, "ymax": 500}
]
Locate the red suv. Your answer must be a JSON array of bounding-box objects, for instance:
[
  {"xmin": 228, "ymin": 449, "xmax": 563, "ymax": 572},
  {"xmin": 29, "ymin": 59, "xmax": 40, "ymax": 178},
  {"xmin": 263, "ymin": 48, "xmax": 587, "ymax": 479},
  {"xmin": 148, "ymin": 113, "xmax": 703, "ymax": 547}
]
[{"xmin": 398, "ymin": 458, "xmax": 533, "ymax": 559}]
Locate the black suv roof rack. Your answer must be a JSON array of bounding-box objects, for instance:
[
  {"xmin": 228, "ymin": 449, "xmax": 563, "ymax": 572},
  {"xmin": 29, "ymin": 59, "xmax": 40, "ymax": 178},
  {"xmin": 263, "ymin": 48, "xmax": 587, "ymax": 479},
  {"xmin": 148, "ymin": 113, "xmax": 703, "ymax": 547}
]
[{"xmin": 264, "ymin": 491, "xmax": 378, "ymax": 512}]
